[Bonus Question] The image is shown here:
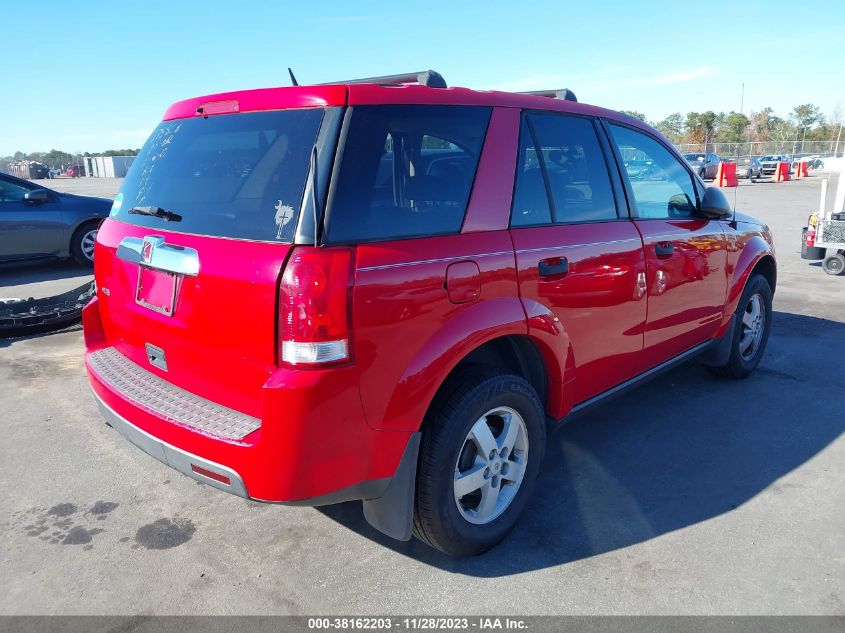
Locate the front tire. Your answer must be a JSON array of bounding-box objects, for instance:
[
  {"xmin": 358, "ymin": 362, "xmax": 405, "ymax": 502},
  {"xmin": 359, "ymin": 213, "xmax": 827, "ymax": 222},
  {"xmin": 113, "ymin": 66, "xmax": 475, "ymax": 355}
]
[
  {"xmin": 413, "ymin": 368, "xmax": 546, "ymax": 556},
  {"xmin": 708, "ymin": 274, "xmax": 773, "ymax": 379}
]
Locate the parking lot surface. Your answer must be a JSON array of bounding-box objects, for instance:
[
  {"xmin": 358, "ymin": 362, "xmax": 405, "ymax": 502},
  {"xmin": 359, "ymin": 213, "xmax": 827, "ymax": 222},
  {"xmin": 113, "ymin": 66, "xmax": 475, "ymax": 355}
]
[{"xmin": 1, "ymin": 175, "xmax": 843, "ymax": 615}]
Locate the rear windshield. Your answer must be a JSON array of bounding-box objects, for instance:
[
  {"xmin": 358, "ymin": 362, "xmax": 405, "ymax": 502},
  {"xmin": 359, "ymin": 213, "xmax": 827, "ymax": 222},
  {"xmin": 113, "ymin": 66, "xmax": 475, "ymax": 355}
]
[
  {"xmin": 684, "ymin": 154, "xmax": 706, "ymax": 161},
  {"xmin": 325, "ymin": 105, "xmax": 491, "ymax": 244},
  {"xmin": 112, "ymin": 109, "xmax": 324, "ymax": 242}
]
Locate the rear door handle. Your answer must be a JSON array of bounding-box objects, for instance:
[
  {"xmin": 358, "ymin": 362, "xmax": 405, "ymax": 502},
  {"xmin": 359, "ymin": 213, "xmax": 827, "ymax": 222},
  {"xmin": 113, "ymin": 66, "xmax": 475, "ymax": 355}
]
[
  {"xmin": 655, "ymin": 241, "xmax": 674, "ymax": 258},
  {"xmin": 538, "ymin": 257, "xmax": 569, "ymax": 278}
]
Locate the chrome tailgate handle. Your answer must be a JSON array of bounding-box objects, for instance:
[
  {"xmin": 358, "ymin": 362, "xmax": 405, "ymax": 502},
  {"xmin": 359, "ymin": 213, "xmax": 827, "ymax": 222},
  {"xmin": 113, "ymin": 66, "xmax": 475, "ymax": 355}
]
[{"xmin": 117, "ymin": 236, "xmax": 200, "ymax": 276}]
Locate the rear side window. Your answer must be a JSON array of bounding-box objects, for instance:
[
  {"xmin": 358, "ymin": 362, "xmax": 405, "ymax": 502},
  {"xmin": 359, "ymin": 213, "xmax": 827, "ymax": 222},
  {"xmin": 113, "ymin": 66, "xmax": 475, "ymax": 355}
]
[
  {"xmin": 325, "ymin": 105, "xmax": 491, "ymax": 243},
  {"xmin": 113, "ymin": 109, "xmax": 325, "ymax": 242},
  {"xmin": 609, "ymin": 124, "xmax": 698, "ymax": 219},
  {"xmin": 511, "ymin": 113, "xmax": 617, "ymax": 226}
]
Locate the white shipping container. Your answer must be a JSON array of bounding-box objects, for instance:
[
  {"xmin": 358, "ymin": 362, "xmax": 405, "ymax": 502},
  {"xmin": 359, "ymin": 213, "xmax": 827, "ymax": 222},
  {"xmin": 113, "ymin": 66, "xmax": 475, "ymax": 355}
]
[{"xmin": 84, "ymin": 155, "xmax": 135, "ymax": 177}]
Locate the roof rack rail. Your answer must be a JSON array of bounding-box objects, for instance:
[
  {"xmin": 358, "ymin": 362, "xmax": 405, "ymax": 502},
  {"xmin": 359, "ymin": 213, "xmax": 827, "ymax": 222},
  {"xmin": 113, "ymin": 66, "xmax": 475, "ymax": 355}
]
[
  {"xmin": 518, "ymin": 89, "xmax": 578, "ymax": 103},
  {"xmin": 319, "ymin": 70, "xmax": 447, "ymax": 88}
]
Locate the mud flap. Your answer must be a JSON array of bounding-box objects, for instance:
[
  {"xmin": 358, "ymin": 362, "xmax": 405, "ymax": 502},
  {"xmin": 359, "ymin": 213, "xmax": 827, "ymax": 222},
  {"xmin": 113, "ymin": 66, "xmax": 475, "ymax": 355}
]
[
  {"xmin": 362, "ymin": 432, "xmax": 420, "ymax": 541},
  {"xmin": 700, "ymin": 313, "xmax": 737, "ymax": 367}
]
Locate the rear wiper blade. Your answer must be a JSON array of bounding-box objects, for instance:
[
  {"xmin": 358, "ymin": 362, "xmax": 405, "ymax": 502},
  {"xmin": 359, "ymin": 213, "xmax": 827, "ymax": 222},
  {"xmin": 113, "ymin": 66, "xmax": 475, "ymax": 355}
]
[{"xmin": 128, "ymin": 206, "xmax": 182, "ymax": 222}]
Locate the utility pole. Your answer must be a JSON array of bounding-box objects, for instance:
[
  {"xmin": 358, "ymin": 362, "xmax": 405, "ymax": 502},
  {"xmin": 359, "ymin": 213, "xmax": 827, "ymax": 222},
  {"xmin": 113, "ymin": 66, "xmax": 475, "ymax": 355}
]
[
  {"xmin": 740, "ymin": 82, "xmax": 745, "ymax": 115},
  {"xmin": 835, "ymin": 121, "xmax": 843, "ymax": 157}
]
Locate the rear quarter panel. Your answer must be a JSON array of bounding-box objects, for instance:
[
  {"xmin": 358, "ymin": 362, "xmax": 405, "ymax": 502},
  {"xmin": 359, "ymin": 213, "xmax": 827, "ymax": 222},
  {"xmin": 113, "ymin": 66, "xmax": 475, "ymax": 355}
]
[{"xmin": 352, "ymin": 231, "xmax": 523, "ymax": 432}]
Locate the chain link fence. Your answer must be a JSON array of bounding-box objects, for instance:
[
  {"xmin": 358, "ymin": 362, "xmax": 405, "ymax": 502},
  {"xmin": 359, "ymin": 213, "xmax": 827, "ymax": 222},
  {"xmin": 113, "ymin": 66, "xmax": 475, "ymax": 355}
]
[{"xmin": 675, "ymin": 139, "xmax": 842, "ymax": 159}]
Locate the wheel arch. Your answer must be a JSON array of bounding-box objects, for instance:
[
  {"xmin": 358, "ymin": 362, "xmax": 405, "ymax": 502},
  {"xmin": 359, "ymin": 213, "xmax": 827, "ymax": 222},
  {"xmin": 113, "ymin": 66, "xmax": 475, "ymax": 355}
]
[
  {"xmin": 719, "ymin": 238, "xmax": 776, "ymax": 337},
  {"xmin": 416, "ymin": 328, "xmax": 572, "ymax": 438},
  {"xmin": 377, "ymin": 297, "xmax": 572, "ymax": 434},
  {"xmin": 430, "ymin": 335, "xmax": 549, "ymax": 415},
  {"xmin": 69, "ymin": 217, "xmax": 102, "ymax": 248},
  {"xmin": 750, "ymin": 252, "xmax": 777, "ymax": 294}
]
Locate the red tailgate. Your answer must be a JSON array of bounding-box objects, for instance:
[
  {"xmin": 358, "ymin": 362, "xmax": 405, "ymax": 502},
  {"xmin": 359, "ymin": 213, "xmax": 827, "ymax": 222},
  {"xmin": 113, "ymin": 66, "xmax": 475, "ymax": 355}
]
[{"xmin": 93, "ymin": 219, "xmax": 290, "ymax": 417}]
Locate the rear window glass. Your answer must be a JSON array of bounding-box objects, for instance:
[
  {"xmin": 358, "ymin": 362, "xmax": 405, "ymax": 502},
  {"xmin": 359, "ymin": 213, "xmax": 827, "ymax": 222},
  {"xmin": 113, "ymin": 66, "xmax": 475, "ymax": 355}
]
[
  {"xmin": 325, "ymin": 105, "xmax": 491, "ymax": 243},
  {"xmin": 511, "ymin": 113, "xmax": 617, "ymax": 226},
  {"xmin": 112, "ymin": 109, "xmax": 324, "ymax": 242}
]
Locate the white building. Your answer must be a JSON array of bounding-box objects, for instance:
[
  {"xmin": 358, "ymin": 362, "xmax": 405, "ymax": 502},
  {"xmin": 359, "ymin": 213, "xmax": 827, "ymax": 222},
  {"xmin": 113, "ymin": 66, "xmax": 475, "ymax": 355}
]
[{"xmin": 83, "ymin": 155, "xmax": 135, "ymax": 178}]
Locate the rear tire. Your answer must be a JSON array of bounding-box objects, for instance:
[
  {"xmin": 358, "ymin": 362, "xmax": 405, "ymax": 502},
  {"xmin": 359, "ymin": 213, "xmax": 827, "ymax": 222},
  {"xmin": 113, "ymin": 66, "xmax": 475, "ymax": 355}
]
[
  {"xmin": 822, "ymin": 254, "xmax": 845, "ymax": 276},
  {"xmin": 708, "ymin": 274, "xmax": 772, "ymax": 379},
  {"xmin": 70, "ymin": 221, "xmax": 100, "ymax": 266},
  {"xmin": 413, "ymin": 367, "xmax": 546, "ymax": 556}
]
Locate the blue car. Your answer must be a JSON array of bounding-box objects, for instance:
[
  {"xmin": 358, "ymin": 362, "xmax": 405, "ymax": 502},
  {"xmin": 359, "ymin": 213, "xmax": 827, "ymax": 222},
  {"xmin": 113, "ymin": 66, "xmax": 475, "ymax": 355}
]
[{"xmin": 0, "ymin": 172, "xmax": 112, "ymax": 266}]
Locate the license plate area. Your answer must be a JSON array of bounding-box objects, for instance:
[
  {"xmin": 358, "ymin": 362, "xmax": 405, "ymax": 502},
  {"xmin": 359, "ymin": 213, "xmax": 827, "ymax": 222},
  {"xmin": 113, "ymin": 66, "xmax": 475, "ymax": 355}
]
[{"xmin": 136, "ymin": 266, "xmax": 179, "ymax": 315}]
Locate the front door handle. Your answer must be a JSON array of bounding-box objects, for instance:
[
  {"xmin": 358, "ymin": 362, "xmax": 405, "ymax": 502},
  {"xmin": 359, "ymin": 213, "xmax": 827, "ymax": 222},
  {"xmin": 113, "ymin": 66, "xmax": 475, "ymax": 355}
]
[
  {"xmin": 538, "ymin": 256, "xmax": 569, "ymax": 278},
  {"xmin": 655, "ymin": 241, "xmax": 674, "ymax": 258}
]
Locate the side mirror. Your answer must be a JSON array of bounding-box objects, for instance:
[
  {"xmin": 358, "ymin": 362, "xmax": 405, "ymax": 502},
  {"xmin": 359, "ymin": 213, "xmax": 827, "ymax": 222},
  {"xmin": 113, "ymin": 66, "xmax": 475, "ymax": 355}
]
[
  {"xmin": 699, "ymin": 186, "xmax": 732, "ymax": 219},
  {"xmin": 24, "ymin": 189, "xmax": 50, "ymax": 204},
  {"xmin": 668, "ymin": 193, "xmax": 696, "ymax": 217}
]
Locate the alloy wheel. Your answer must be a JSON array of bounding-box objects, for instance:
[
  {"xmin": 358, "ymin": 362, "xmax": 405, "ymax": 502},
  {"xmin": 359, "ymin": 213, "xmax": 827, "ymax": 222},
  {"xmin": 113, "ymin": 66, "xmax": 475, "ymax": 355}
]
[
  {"xmin": 453, "ymin": 406, "xmax": 529, "ymax": 525},
  {"xmin": 739, "ymin": 293, "xmax": 765, "ymax": 361},
  {"xmin": 80, "ymin": 229, "xmax": 98, "ymax": 262}
]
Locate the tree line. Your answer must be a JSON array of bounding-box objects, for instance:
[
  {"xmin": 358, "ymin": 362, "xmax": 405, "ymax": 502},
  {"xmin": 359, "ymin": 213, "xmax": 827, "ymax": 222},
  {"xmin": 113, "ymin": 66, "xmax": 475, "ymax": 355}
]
[
  {"xmin": 0, "ymin": 148, "xmax": 140, "ymax": 172},
  {"xmin": 621, "ymin": 103, "xmax": 842, "ymax": 148}
]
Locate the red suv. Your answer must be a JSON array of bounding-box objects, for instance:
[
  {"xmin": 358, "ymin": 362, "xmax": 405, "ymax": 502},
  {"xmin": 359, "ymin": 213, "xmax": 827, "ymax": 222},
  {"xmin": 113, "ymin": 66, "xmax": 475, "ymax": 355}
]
[{"xmin": 83, "ymin": 71, "xmax": 775, "ymax": 556}]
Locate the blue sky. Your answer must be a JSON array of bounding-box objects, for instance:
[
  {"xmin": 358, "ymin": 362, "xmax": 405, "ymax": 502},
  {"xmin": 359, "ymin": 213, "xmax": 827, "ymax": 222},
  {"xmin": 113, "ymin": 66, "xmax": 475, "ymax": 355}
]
[{"xmin": 4, "ymin": 0, "xmax": 843, "ymax": 155}]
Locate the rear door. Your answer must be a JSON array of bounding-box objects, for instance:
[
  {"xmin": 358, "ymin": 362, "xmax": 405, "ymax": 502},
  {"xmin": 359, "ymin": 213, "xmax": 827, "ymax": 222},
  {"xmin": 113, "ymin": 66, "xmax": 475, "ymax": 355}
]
[
  {"xmin": 325, "ymin": 104, "xmax": 521, "ymax": 431},
  {"xmin": 606, "ymin": 122, "xmax": 728, "ymax": 369},
  {"xmin": 509, "ymin": 112, "xmax": 648, "ymax": 404},
  {"xmin": 94, "ymin": 107, "xmax": 328, "ymax": 415}
]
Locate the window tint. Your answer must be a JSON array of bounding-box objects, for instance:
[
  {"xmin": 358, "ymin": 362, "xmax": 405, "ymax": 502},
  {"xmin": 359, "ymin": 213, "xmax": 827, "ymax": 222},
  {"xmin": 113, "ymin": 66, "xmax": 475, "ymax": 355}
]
[
  {"xmin": 511, "ymin": 114, "xmax": 617, "ymax": 226},
  {"xmin": 609, "ymin": 124, "xmax": 698, "ymax": 219},
  {"xmin": 326, "ymin": 105, "xmax": 491, "ymax": 243},
  {"xmin": 113, "ymin": 109, "xmax": 324, "ymax": 242},
  {"xmin": 0, "ymin": 177, "xmax": 30, "ymax": 203}
]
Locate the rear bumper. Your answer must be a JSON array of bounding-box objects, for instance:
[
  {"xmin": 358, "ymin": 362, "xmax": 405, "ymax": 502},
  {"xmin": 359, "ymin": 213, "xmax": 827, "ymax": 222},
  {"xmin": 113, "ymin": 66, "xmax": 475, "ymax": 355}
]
[
  {"xmin": 93, "ymin": 390, "xmax": 249, "ymax": 498},
  {"xmin": 83, "ymin": 297, "xmax": 412, "ymax": 505}
]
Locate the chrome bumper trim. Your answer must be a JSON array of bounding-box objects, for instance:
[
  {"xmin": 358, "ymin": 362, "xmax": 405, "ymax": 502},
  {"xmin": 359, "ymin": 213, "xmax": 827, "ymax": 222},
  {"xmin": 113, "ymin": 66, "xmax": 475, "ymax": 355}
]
[{"xmin": 92, "ymin": 389, "xmax": 249, "ymax": 498}]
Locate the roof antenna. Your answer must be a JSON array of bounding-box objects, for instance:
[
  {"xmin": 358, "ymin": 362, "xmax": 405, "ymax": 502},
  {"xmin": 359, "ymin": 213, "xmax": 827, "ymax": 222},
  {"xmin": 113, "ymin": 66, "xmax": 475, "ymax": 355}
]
[{"xmin": 288, "ymin": 68, "xmax": 299, "ymax": 87}]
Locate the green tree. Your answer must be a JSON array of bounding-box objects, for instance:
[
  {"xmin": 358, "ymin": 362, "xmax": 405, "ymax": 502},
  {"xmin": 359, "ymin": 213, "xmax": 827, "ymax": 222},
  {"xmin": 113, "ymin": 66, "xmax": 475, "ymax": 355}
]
[
  {"xmin": 685, "ymin": 111, "xmax": 717, "ymax": 146},
  {"xmin": 655, "ymin": 113, "xmax": 684, "ymax": 142},
  {"xmin": 716, "ymin": 112, "xmax": 750, "ymax": 143},
  {"xmin": 92, "ymin": 148, "xmax": 141, "ymax": 157},
  {"xmin": 621, "ymin": 110, "xmax": 648, "ymax": 122},
  {"xmin": 748, "ymin": 108, "xmax": 775, "ymax": 142},
  {"xmin": 41, "ymin": 149, "xmax": 74, "ymax": 169},
  {"xmin": 791, "ymin": 104, "xmax": 823, "ymax": 133}
]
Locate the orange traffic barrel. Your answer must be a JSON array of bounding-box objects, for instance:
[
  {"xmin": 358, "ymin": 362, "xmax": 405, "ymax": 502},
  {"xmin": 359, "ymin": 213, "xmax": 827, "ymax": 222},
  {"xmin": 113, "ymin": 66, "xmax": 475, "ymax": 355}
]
[{"xmin": 714, "ymin": 161, "xmax": 738, "ymax": 187}]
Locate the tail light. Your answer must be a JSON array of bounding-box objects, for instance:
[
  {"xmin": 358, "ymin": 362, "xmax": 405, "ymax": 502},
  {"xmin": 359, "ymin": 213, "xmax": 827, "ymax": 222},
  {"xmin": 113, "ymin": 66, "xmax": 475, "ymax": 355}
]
[{"xmin": 279, "ymin": 247, "xmax": 353, "ymax": 366}]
